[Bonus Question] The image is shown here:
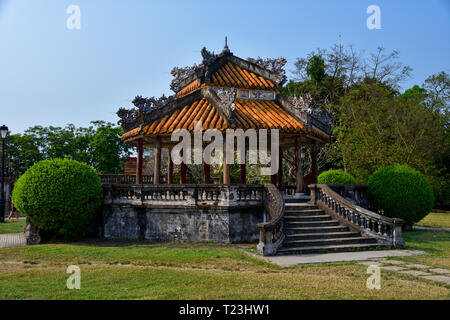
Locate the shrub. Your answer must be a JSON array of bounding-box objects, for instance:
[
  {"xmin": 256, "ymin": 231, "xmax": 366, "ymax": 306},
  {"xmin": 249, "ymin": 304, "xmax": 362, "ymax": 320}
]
[
  {"xmin": 318, "ymin": 169, "xmax": 357, "ymax": 185},
  {"xmin": 367, "ymin": 164, "xmax": 434, "ymax": 225},
  {"xmin": 12, "ymin": 159, "xmax": 103, "ymax": 240}
]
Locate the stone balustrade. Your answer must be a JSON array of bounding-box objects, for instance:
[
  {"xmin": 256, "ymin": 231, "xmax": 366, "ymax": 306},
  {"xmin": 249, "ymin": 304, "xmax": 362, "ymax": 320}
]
[
  {"xmin": 102, "ymin": 183, "xmax": 265, "ymax": 208},
  {"xmin": 309, "ymin": 184, "xmax": 405, "ymax": 248},
  {"xmin": 256, "ymin": 184, "xmax": 285, "ymax": 256},
  {"xmin": 99, "ymin": 174, "xmax": 167, "ymax": 185},
  {"xmin": 327, "ymin": 184, "xmax": 369, "ymax": 208},
  {"xmin": 282, "ymin": 185, "xmax": 296, "ymax": 196}
]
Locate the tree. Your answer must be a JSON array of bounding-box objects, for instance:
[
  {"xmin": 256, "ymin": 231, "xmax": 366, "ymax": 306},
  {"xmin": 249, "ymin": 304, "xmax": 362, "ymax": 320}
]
[
  {"xmin": 89, "ymin": 121, "xmax": 130, "ymax": 174},
  {"xmin": 1, "ymin": 121, "xmax": 130, "ymax": 177},
  {"xmin": 334, "ymin": 80, "xmax": 445, "ymax": 190}
]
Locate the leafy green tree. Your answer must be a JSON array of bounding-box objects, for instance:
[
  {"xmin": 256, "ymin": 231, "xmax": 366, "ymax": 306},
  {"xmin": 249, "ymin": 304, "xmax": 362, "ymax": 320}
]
[
  {"xmin": 89, "ymin": 121, "xmax": 130, "ymax": 174},
  {"xmin": 1, "ymin": 121, "xmax": 130, "ymax": 177},
  {"xmin": 306, "ymin": 55, "xmax": 326, "ymax": 84},
  {"xmin": 334, "ymin": 81, "xmax": 445, "ymax": 199}
]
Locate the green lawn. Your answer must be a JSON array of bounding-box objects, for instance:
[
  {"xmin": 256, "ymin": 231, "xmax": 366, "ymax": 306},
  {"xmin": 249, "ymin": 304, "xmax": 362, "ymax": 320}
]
[
  {"xmin": 0, "ymin": 233, "xmax": 449, "ymax": 299},
  {"xmin": 388, "ymin": 229, "xmax": 450, "ymax": 269},
  {"xmin": 0, "ymin": 219, "xmax": 26, "ymax": 234},
  {"xmin": 416, "ymin": 213, "xmax": 450, "ymax": 229}
]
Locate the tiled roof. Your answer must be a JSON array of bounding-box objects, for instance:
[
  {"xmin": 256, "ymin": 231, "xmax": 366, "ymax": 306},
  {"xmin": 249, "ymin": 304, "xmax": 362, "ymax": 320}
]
[
  {"xmin": 204, "ymin": 62, "xmax": 276, "ymax": 91},
  {"xmin": 122, "ymin": 98, "xmax": 305, "ymax": 140},
  {"xmin": 176, "ymin": 79, "xmax": 201, "ymax": 98}
]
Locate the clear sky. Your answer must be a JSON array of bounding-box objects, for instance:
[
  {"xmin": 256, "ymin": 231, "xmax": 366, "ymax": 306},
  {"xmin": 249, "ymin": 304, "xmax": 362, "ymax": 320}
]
[{"xmin": 1, "ymin": 0, "xmax": 449, "ymax": 134}]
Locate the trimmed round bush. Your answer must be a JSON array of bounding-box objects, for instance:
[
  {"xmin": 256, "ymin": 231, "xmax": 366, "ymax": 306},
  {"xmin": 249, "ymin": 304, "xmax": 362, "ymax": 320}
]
[
  {"xmin": 318, "ymin": 169, "xmax": 357, "ymax": 185},
  {"xmin": 367, "ymin": 164, "xmax": 434, "ymax": 225},
  {"xmin": 12, "ymin": 159, "xmax": 103, "ymax": 240}
]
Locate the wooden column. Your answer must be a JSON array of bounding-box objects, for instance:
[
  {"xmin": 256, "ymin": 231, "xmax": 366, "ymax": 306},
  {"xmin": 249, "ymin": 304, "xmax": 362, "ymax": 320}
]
[
  {"xmin": 240, "ymin": 145, "xmax": 246, "ymax": 184},
  {"xmin": 168, "ymin": 149, "xmax": 173, "ymax": 184},
  {"xmin": 154, "ymin": 136, "xmax": 161, "ymax": 185},
  {"xmin": 180, "ymin": 148, "xmax": 186, "ymax": 184},
  {"xmin": 277, "ymin": 147, "xmax": 282, "ymax": 190},
  {"xmin": 311, "ymin": 143, "xmax": 318, "ymax": 184},
  {"xmin": 203, "ymin": 149, "xmax": 211, "ymax": 184},
  {"xmin": 223, "ymin": 135, "xmax": 230, "ymax": 185},
  {"xmin": 271, "ymin": 173, "xmax": 277, "ymax": 185},
  {"xmin": 240, "ymin": 164, "xmax": 246, "ymax": 184},
  {"xmin": 136, "ymin": 138, "xmax": 144, "ymax": 184},
  {"xmin": 295, "ymin": 140, "xmax": 304, "ymax": 193}
]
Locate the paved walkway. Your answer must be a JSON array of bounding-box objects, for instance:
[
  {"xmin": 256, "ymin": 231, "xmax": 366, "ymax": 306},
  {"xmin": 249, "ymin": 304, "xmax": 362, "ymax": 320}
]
[
  {"xmin": 0, "ymin": 233, "xmax": 27, "ymax": 248},
  {"xmin": 259, "ymin": 249, "xmax": 425, "ymax": 267},
  {"xmin": 413, "ymin": 226, "xmax": 450, "ymax": 232},
  {"xmin": 251, "ymin": 249, "xmax": 450, "ymax": 286},
  {"xmin": 357, "ymin": 259, "xmax": 450, "ymax": 285}
]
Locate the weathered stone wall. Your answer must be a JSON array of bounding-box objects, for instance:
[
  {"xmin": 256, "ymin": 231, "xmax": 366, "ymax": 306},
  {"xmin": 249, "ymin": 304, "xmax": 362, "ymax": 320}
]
[{"xmin": 102, "ymin": 204, "xmax": 263, "ymax": 243}]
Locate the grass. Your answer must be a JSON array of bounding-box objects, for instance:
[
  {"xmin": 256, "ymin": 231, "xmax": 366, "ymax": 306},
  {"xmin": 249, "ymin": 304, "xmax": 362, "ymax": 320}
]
[
  {"xmin": 416, "ymin": 213, "xmax": 450, "ymax": 229},
  {"xmin": 389, "ymin": 229, "xmax": 450, "ymax": 269},
  {"xmin": 0, "ymin": 219, "xmax": 26, "ymax": 234},
  {"xmin": 0, "ymin": 235, "xmax": 449, "ymax": 299}
]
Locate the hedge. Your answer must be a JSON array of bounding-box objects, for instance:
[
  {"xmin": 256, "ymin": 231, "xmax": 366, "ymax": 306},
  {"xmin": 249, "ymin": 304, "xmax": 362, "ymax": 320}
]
[
  {"xmin": 317, "ymin": 169, "xmax": 357, "ymax": 185},
  {"xmin": 367, "ymin": 164, "xmax": 434, "ymax": 225},
  {"xmin": 12, "ymin": 159, "xmax": 103, "ymax": 240}
]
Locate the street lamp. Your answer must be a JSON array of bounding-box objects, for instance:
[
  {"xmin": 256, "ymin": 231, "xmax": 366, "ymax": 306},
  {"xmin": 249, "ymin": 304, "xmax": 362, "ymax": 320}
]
[{"xmin": 0, "ymin": 125, "xmax": 8, "ymax": 223}]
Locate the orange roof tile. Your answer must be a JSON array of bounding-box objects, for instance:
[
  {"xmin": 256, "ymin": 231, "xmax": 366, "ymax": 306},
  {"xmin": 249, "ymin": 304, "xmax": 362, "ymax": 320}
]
[
  {"xmin": 205, "ymin": 62, "xmax": 277, "ymax": 91},
  {"xmin": 122, "ymin": 98, "xmax": 305, "ymax": 140},
  {"xmin": 176, "ymin": 79, "xmax": 201, "ymax": 98}
]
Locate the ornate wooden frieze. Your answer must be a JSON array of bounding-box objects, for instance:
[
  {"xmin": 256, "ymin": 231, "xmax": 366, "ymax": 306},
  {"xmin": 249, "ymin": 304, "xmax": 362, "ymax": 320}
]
[
  {"xmin": 212, "ymin": 87, "xmax": 237, "ymax": 111},
  {"xmin": 250, "ymin": 90, "xmax": 275, "ymax": 100},
  {"xmin": 203, "ymin": 87, "xmax": 276, "ymax": 101},
  {"xmin": 246, "ymin": 56, "xmax": 287, "ymax": 85}
]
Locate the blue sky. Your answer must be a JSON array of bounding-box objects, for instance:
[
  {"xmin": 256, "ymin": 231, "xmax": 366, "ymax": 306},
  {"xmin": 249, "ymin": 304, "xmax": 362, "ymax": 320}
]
[{"xmin": 0, "ymin": 0, "xmax": 449, "ymax": 133}]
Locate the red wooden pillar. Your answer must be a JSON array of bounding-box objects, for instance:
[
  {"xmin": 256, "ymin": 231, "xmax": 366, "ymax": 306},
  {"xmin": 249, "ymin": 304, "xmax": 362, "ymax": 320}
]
[
  {"xmin": 204, "ymin": 150, "xmax": 211, "ymax": 184},
  {"xmin": 277, "ymin": 147, "xmax": 282, "ymax": 190},
  {"xmin": 223, "ymin": 134, "xmax": 230, "ymax": 185},
  {"xmin": 180, "ymin": 148, "xmax": 186, "ymax": 184},
  {"xmin": 240, "ymin": 145, "xmax": 246, "ymax": 184},
  {"xmin": 168, "ymin": 149, "xmax": 173, "ymax": 184},
  {"xmin": 295, "ymin": 139, "xmax": 304, "ymax": 193},
  {"xmin": 311, "ymin": 143, "xmax": 318, "ymax": 184},
  {"xmin": 240, "ymin": 164, "xmax": 246, "ymax": 184},
  {"xmin": 204, "ymin": 163, "xmax": 211, "ymax": 184},
  {"xmin": 136, "ymin": 138, "xmax": 144, "ymax": 184},
  {"xmin": 271, "ymin": 173, "xmax": 277, "ymax": 185},
  {"xmin": 154, "ymin": 136, "xmax": 161, "ymax": 185}
]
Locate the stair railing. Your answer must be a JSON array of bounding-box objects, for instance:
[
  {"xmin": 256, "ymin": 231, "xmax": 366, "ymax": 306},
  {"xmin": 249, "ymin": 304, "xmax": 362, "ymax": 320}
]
[
  {"xmin": 309, "ymin": 184, "xmax": 405, "ymax": 248},
  {"xmin": 256, "ymin": 184, "xmax": 286, "ymax": 256}
]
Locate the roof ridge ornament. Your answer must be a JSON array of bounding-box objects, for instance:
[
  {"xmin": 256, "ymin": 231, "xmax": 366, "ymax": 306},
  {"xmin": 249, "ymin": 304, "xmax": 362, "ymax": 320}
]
[
  {"xmin": 246, "ymin": 56, "xmax": 287, "ymax": 84},
  {"xmin": 201, "ymin": 47, "xmax": 219, "ymax": 65},
  {"xmin": 223, "ymin": 36, "xmax": 230, "ymax": 53}
]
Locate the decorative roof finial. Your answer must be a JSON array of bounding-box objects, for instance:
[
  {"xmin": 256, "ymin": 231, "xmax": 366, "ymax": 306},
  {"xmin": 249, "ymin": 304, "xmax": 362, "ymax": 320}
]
[{"xmin": 223, "ymin": 36, "xmax": 230, "ymax": 53}]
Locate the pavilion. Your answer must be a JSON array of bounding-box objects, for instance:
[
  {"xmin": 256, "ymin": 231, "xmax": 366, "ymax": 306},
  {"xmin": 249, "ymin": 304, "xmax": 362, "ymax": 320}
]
[
  {"xmin": 100, "ymin": 42, "xmax": 403, "ymax": 255},
  {"xmin": 118, "ymin": 41, "xmax": 331, "ymax": 191}
]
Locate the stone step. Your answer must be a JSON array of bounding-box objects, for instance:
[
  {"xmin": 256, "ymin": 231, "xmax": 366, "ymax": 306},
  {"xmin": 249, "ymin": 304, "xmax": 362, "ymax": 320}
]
[
  {"xmin": 285, "ymin": 220, "xmax": 340, "ymax": 228},
  {"xmin": 285, "ymin": 225, "xmax": 350, "ymax": 234},
  {"xmin": 282, "ymin": 236, "xmax": 378, "ymax": 248},
  {"xmin": 285, "ymin": 202, "xmax": 316, "ymax": 207},
  {"xmin": 284, "ymin": 196, "xmax": 310, "ymax": 204},
  {"xmin": 277, "ymin": 243, "xmax": 387, "ymax": 255},
  {"xmin": 284, "ymin": 209, "xmax": 325, "ymax": 215},
  {"xmin": 284, "ymin": 215, "xmax": 332, "ymax": 222},
  {"xmin": 286, "ymin": 231, "xmax": 361, "ymax": 241},
  {"xmin": 284, "ymin": 199, "xmax": 309, "ymax": 204}
]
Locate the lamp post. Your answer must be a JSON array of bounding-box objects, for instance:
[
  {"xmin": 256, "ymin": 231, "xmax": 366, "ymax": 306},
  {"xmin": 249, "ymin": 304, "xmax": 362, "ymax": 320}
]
[{"xmin": 0, "ymin": 125, "xmax": 8, "ymax": 223}]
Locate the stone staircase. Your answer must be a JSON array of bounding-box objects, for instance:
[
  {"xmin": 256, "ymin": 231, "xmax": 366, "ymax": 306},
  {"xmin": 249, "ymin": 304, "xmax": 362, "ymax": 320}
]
[{"xmin": 277, "ymin": 197, "xmax": 383, "ymax": 255}]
